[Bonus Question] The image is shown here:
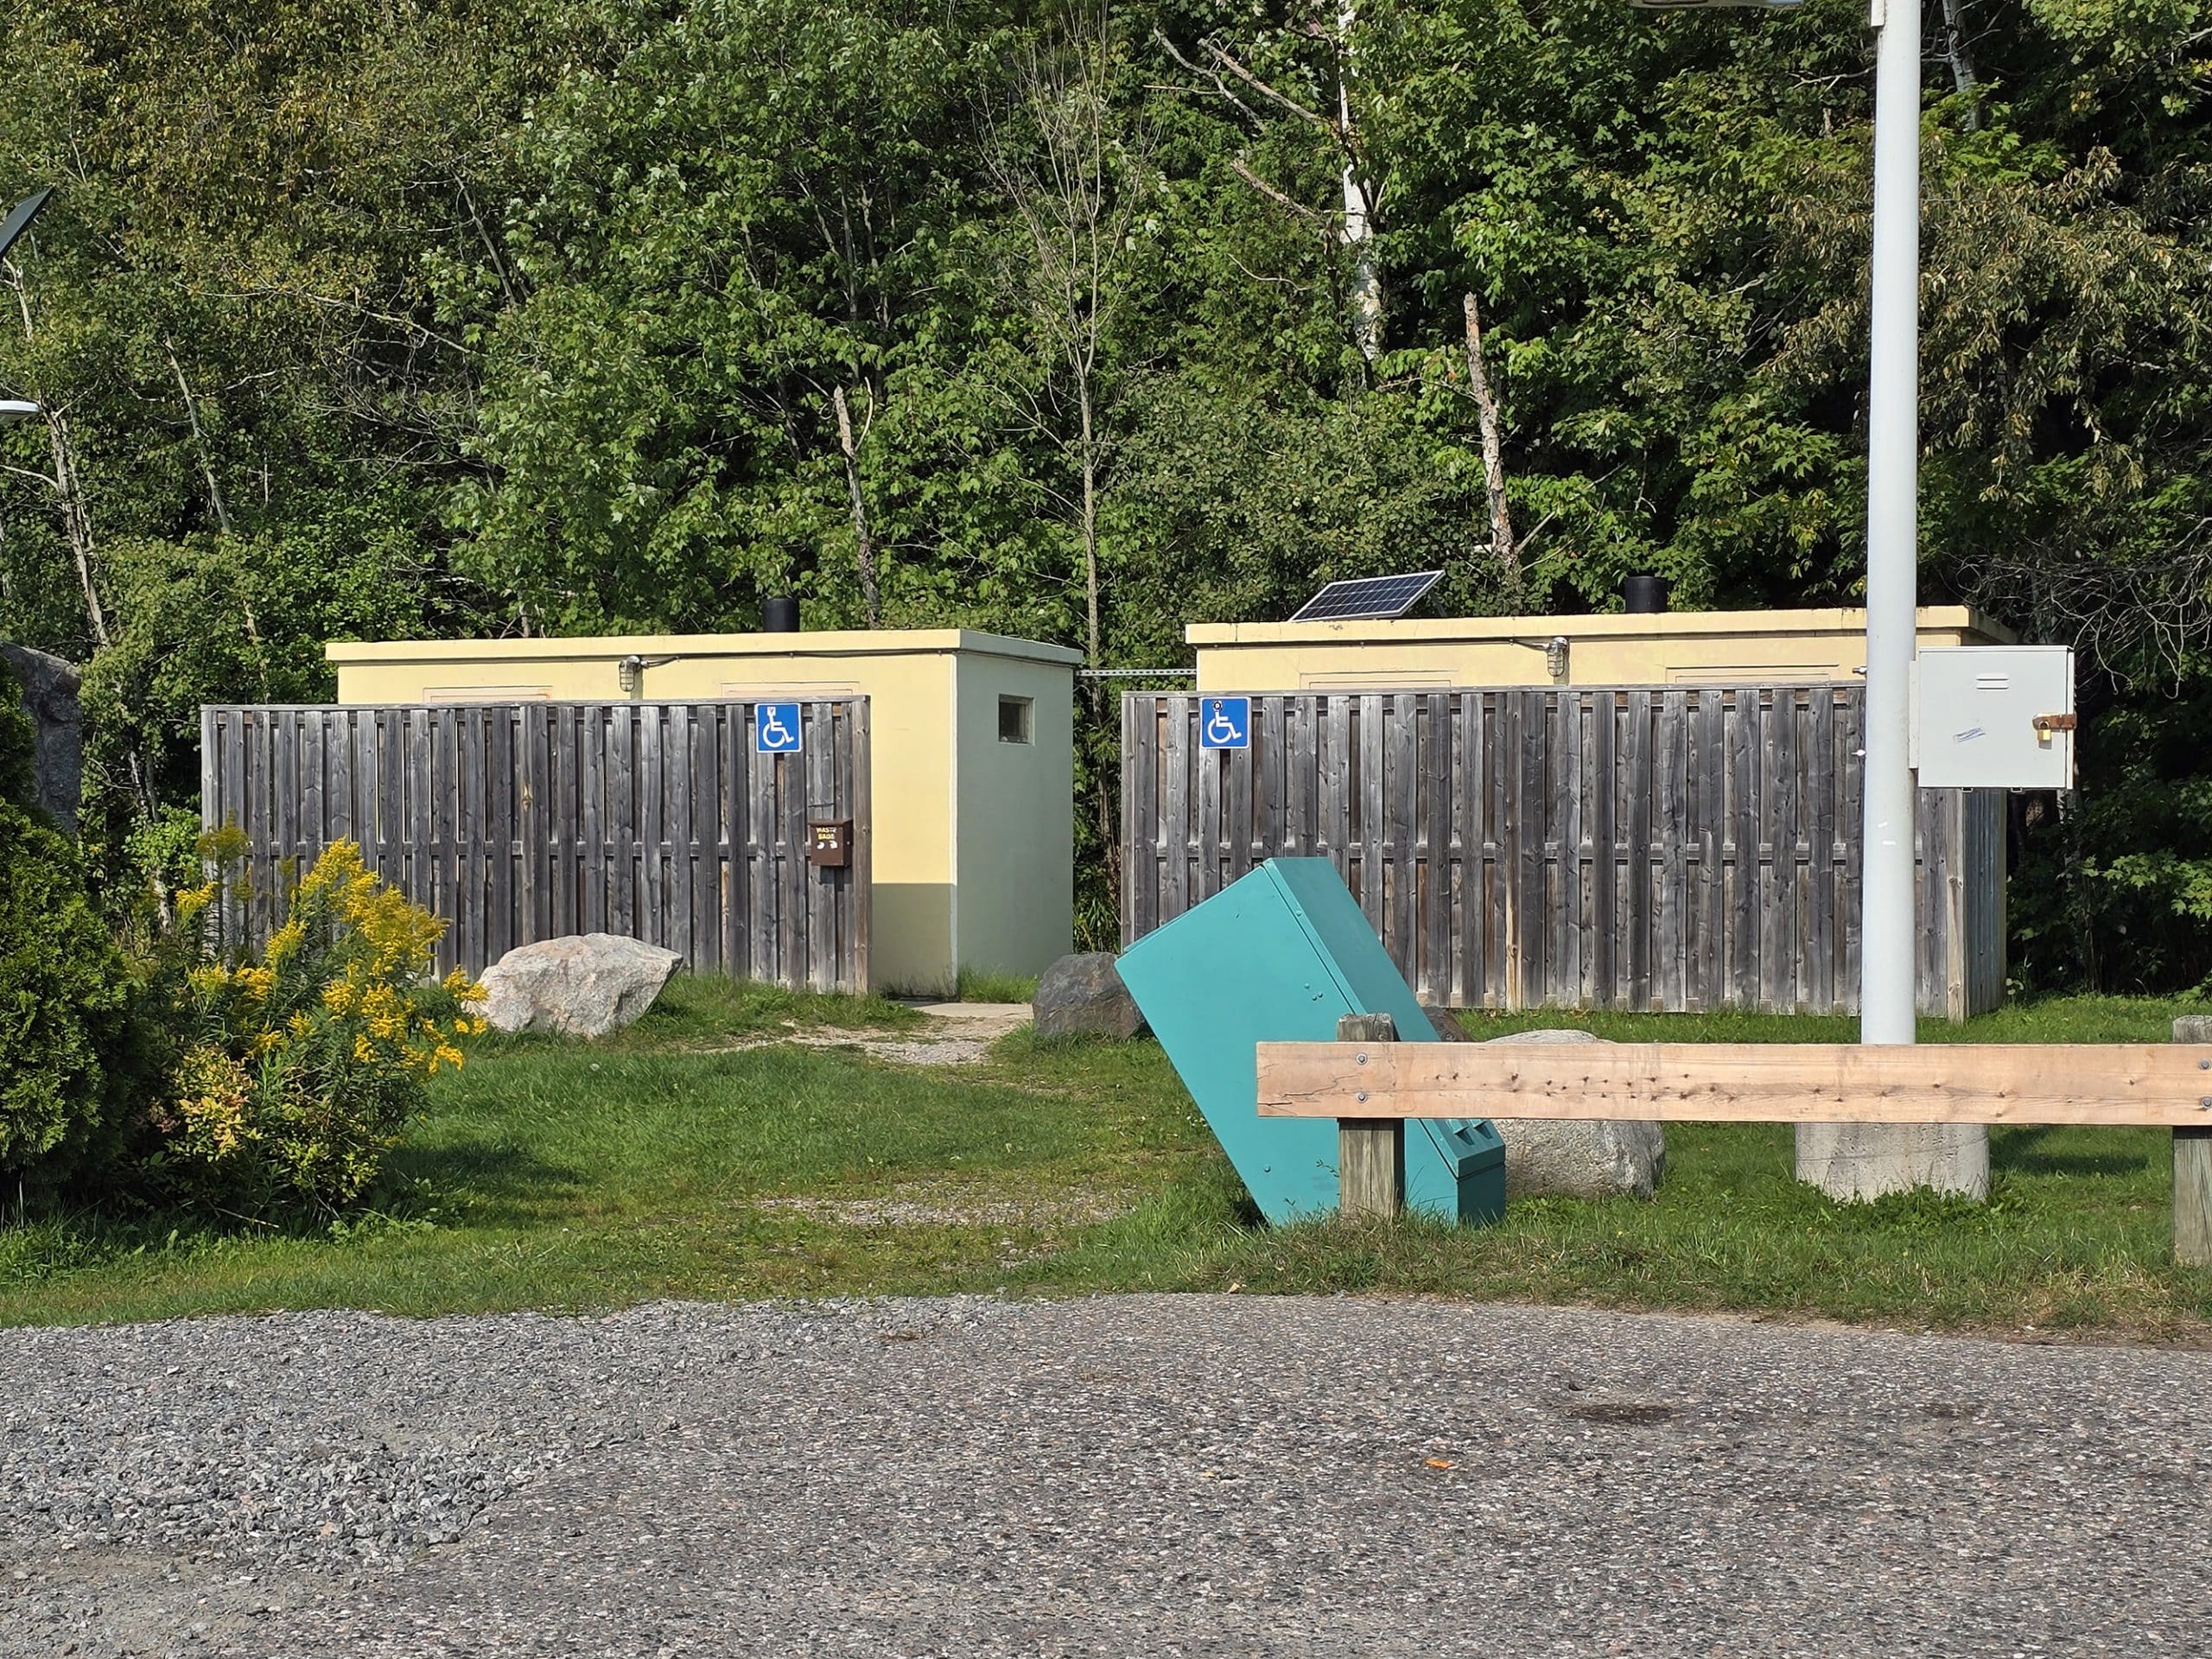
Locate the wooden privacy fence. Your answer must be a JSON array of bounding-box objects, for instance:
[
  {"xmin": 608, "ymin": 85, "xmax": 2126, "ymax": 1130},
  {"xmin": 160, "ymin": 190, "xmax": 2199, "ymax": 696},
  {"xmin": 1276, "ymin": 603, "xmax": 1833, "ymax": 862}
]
[
  {"xmin": 201, "ymin": 700, "xmax": 870, "ymax": 990},
  {"xmin": 1122, "ymin": 687, "xmax": 2005, "ymax": 1018}
]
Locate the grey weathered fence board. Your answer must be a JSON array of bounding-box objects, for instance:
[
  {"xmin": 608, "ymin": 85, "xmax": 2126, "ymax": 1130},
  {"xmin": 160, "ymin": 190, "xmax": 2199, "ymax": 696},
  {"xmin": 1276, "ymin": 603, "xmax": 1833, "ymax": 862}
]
[
  {"xmin": 1122, "ymin": 687, "xmax": 2004, "ymax": 1017},
  {"xmin": 201, "ymin": 700, "xmax": 868, "ymax": 990},
  {"xmin": 722, "ymin": 706, "xmax": 747, "ymax": 974}
]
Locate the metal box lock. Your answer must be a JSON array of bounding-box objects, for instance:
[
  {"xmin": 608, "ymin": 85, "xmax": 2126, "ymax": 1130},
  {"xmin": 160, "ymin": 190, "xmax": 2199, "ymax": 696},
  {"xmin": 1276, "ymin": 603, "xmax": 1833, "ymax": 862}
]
[{"xmin": 805, "ymin": 819, "xmax": 854, "ymax": 868}]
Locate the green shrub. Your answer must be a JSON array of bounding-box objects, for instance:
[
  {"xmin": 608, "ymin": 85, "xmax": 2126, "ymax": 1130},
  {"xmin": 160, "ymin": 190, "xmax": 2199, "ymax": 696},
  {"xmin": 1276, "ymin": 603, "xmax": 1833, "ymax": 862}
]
[
  {"xmin": 140, "ymin": 838, "xmax": 486, "ymax": 1220},
  {"xmin": 0, "ymin": 798, "xmax": 132, "ymax": 1184},
  {"xmin": 0, "ymin": 671, "xmax": 35, "ymax": 817}
]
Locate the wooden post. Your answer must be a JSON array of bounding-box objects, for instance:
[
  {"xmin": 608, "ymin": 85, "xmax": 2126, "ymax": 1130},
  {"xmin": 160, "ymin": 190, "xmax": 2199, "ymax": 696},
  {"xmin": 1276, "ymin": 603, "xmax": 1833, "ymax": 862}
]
[
  {"xmin": 1336, "ymin": 1013, "xmax": 1402, "ymax": 1218},
  {"xmin": 2177, "ymin": 1017, "xmax": 2212, "ymax": 1268}
]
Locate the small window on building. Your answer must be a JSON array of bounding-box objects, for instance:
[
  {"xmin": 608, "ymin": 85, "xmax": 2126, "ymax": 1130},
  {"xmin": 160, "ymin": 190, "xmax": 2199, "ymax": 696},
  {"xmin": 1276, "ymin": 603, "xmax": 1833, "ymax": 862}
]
[{"xmin": 998, "ymin": 695, "xmax": 1033, "ymax": 745}]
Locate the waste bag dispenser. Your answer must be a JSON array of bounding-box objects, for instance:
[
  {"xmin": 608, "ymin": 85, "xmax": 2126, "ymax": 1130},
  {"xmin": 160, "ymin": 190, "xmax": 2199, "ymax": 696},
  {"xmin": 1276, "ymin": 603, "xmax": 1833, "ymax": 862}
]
[{"xmin": 1116, "ymin": 858, "xmax": 1504, "ymax": 1224}]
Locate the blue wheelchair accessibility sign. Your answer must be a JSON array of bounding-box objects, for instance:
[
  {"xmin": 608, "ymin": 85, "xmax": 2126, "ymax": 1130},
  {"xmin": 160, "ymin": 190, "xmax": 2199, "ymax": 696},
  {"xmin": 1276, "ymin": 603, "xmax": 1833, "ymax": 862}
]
[
  {"xmin": 754, "ymin": 702, "xmax": 803, "ymax": 754},
  {"xmin": 1199, "ymin": 696, "xmax": 1250, "ymax": 751}
]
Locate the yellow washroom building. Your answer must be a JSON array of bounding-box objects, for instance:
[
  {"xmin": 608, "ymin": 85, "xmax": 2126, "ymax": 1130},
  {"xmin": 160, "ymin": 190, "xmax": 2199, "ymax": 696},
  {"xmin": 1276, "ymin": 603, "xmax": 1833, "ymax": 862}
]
[
  {"xmin": 1189, "ymin": 605, "xmax": 2010, "ymax": 690},
  {"xmin": 327, "ymin": 629, "xmax": 1079, "ymax": 994}
]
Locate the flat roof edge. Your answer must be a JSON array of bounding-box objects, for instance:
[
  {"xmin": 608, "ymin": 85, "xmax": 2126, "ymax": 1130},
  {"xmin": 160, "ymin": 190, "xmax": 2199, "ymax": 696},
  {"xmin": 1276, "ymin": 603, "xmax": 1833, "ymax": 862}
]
[
  {"xmin": 1185, "ymin": 605, "xmax": 2011, "ymax": 645},
  {"xmin": 326, "ymin": 628, "xmax": 1084, "ymax": 668}
]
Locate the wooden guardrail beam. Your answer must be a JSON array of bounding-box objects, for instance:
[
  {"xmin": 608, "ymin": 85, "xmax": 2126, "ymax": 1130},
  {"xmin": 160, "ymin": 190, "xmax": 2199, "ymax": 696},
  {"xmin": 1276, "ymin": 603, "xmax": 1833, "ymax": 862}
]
[{"xmin": 1257, "ymin": 1042, "xmax": 2212, "ymax": 1128}]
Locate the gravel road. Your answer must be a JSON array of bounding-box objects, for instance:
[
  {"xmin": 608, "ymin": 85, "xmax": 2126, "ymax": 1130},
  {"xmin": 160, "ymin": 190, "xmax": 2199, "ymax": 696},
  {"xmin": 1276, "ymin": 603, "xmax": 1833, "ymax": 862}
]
[{"xmin": 3, "ymin": 1295, "xmax": 2206, "ymax": 1657}]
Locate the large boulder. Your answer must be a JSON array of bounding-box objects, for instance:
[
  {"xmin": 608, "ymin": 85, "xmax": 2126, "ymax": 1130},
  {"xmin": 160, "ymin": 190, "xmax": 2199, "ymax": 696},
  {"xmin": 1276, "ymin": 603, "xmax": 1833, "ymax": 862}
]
[
  {"xmin": 0, "ymin": 642, "xmax": 84, "ymax": 832},
  {"xmin": 479, "ymin": 934, "xmax": 683, "ymax": 1039},
  {"xmin": 1433, "ymin": 1020, "xmax": 1666, "ymax": 1200},
  {"xmin": 1033, "ymin": 952, "xmax": 1147, "ymax": 1040}
]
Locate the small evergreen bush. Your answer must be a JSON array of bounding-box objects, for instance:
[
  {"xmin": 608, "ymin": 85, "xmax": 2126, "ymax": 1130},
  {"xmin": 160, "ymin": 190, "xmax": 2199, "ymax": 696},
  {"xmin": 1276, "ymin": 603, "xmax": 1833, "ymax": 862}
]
[
  {"xmin": 0, "ymin": 655, "xmax": 137, "ymax": 1192},
  {"xmin": 0, "ymin": 798, "xmax": 133, "ymax": 1185},
  {"xmin": 0, "ymin": 667, "xmax": 35, "ymax": 817}
]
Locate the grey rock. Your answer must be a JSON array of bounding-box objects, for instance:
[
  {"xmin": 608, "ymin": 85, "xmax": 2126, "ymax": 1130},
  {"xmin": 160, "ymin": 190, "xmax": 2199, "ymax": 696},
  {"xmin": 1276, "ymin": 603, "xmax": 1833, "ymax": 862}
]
[
  {"xmin": 479, "ymin": 933, "xmax": 682, "ymax": 1039},
  {"xmin": 0, "ymin": 640, "xmax": 84, "ymax": 832},
  {"xmin": 1033, "ymin": 952, "xmax": 1147, "ymax": 1040},
  {"xmin": 1476, "ymin": 1027, "xmax": 1667, "ymax": 1200}
]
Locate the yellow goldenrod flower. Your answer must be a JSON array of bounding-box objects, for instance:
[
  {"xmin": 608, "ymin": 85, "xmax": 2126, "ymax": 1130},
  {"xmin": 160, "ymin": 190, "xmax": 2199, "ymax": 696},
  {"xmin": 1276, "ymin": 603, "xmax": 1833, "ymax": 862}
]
[
  {"xmin": 264, "ymin": 918, "xmax": 306, "ymax": 967},
  {"xmin": 175, "ymin": 880, "xmax": 219, "ymax": 926}
]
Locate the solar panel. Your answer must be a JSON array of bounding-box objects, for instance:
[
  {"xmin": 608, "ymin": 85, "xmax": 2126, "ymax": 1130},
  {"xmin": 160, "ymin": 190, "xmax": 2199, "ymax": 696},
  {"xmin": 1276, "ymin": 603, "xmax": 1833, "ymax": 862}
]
[{"xmin": 1288, "ymin": 570, "xmax": 1446, "ymax": 624}]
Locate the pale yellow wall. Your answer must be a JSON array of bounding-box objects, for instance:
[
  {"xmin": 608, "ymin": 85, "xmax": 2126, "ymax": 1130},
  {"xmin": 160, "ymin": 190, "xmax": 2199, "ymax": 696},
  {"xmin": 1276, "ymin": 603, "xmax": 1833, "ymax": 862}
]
[
  {"xmin": 709, "ymin": 654, "xmax": 954, "ymax": 995},
  {"xmin": 1189, "ymin": 607, "xmax": 2011, "ymax": 692},
  {"xmin": 951, "ymin": 653, "xmax": 1075, "ymax": 987},
  {"xmin": 327, "ymin": 630, "xmax": 1079, "ymax": 992}
]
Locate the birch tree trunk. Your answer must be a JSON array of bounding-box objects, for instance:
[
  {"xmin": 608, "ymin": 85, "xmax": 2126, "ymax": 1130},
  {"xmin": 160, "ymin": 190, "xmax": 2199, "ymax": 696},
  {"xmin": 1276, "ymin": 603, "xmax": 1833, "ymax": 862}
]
[
  {"xmin": 164, "ymin": 338, "xmax": 235, "ymax": 536},
  {"xmin": 45, "ymin": 404, "xmax": 155, "ymax": 815},
  {"xmin": 1462, "ymin": 291, "xmax": 1517, "ymax": 600},
  {"xmin": 7, "ymin": 266, "xmax": 109, "ymax": 650},
  {"xmin": 43, "ymin": 410, "xmax": 110, "ymax": 652},
  {"xmin": 1079, "ymin": 391, "xmax": 1101, "ymax": 669},
  {"xmin": 9, "ymin": 263, "xmax": 162, "ymax": 813},
  {"xmin": 831, "ymin": 383, "xmax": 882, "ymax": 628},
  {"xmin": 1338, "ymin": 3, "xmax": 1382, "ymax": 362},
  {"xmin": 1940, "ymin": 0, "xmax": 1980, "ymax": 132}
]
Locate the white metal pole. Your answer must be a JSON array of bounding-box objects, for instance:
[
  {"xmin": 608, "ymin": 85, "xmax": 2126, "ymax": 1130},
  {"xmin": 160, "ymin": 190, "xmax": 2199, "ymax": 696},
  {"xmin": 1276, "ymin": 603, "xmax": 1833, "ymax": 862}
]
[
  {"xmin": 1860, "ymin": 0, "xmax": 1922, "ymax": 1052},
  {"xmin": 1800, "ymin": 0, "xmax": 1987, "ymax": 1198}
]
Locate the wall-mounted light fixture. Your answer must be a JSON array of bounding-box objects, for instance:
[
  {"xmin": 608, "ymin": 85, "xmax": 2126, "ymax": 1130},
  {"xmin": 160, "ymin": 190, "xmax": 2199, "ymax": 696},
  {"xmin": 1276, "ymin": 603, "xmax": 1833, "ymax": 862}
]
[
  {"xmin": 1510, "ymin": 635, "xmax": 1573, "ymax": 681},
  {"xmin": 618, "ymin": 653, "xmax": 684, "ymax": 699}
]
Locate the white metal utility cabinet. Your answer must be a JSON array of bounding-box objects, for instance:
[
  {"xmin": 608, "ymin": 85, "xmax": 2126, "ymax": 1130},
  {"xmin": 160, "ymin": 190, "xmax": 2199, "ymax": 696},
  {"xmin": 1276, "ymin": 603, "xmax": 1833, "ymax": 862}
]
[{"xmin": 1912, "ymin": 645, "xmax": 2076, "ymax": 791}]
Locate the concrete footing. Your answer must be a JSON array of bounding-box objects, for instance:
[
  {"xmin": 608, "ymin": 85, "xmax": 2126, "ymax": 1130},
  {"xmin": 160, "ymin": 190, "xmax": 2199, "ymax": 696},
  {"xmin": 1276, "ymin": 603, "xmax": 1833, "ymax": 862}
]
[{"xmin": 1796, "ymin": 1123, "xmax": 1990, "ymax": 1202}]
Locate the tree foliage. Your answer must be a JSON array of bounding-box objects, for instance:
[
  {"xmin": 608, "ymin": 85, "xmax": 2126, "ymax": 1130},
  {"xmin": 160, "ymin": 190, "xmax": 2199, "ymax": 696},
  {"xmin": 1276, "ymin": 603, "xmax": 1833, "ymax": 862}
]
[
  {"xmin": 0, "ymin": 800, "xmax": 131, "ymax": 1180},
  {"xmin": 3, "ymin": 0, "xmax": 2208, "ymax": 982}
]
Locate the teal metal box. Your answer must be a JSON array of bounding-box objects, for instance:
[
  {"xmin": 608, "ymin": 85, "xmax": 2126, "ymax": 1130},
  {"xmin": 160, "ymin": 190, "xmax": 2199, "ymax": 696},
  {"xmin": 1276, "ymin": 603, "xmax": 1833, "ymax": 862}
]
[{"xmin": 1116, "ymin": 859, "xmax": 1504, "ymax": 1224}]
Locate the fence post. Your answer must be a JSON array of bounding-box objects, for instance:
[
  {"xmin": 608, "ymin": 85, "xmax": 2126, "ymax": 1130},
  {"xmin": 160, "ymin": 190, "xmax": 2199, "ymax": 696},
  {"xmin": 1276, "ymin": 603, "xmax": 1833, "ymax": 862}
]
[
  {"xmin": 2177, "ymin": 1016, "xmax": 2212, "ymax": 1268},
  {"xmin": 1336, "ymin": 1013, "xmax": 1402, "ymax": 1218}
]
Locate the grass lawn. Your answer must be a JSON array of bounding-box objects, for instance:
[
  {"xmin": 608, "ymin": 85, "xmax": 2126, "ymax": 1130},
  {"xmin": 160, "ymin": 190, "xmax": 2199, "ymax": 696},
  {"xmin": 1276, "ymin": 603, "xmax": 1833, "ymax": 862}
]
[
  {"xmin": 954, "ymin": 967, "xmax": 1041, "ymax": 1003},
  {"xmin": 3, "ymin": 979, "xmax": 2209, "ymax": 1338}
]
